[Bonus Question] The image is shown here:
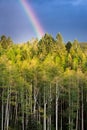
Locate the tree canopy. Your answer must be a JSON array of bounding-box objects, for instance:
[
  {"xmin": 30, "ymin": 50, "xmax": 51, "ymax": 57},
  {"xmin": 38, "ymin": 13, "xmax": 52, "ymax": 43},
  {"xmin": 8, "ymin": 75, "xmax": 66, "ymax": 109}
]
[{"xmin": 0, "ymin": 33, "xmax": 87, "ymax": 130}]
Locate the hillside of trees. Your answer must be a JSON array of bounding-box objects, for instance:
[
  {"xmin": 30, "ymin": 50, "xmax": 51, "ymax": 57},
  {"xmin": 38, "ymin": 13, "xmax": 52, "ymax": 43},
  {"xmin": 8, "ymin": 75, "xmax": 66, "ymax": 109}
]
[{"xmin": 0, "ymin": 33, "xmax": 87, "ymax": 130}]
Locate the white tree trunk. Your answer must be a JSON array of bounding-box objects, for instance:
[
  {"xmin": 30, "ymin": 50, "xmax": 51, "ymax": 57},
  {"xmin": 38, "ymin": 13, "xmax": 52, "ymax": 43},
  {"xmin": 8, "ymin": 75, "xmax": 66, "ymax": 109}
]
[
  {"xmin": 49, "ymin": 83, "xmax": 52, "ymax": 130},
  {"xmin": 69, "ymin": 86, "xmax": 71, "ymax": 130},
  {"xmin": 61, "ymin": 100, "xmax": 62, "ymax": 130},
  {"xmin": 44, "ymin": 102, "xmax": 47, "ymax": 130},
  {"xmin": 2, "ymin": 92, "xmax": 4, "ymax": 130},
  {"xmin": 81, "ymin": 86, "xmax": 84, "ymax": 130},
  {"xmin": 76, "ymin": 89, "xmax": 79, "ymax": 130},
  {"xmin": 56, "ymin": 82, "xmax": 59, "ymax": 130},
  {"xmin": 44, "ymin": 85, "xmax": 47, "ymax": 130},
  {"xmin": 4, "ymin": 88, "xmax": 10, "ymax": 130},
  {"xmin": 47, "ymin": 83, "xmax": 52, "ymax": 130}
]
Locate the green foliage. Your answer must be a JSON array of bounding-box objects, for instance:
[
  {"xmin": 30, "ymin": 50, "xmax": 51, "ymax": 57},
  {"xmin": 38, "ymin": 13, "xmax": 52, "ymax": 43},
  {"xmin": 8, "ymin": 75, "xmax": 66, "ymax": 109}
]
[
  {"xmin": 38, "ymin": 33, "xmax": 55, "ymax": 60},
  {"xmin": 0, "ymin": 35, "xmax": 13, "ymax": 49},
  {"xmin": 0, "ymin": 33, "xmax": 87, "ymax": 130},
  {"xmin": 65, "ymin": 41, "xmax": 72, "ymax": 53}
]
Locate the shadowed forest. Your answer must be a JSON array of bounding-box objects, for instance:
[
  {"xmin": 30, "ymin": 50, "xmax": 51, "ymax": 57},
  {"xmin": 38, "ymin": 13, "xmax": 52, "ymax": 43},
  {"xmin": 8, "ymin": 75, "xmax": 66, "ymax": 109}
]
[{"xmin": 0, "ymin": 33, "xmax": 87, "ymax": 130}]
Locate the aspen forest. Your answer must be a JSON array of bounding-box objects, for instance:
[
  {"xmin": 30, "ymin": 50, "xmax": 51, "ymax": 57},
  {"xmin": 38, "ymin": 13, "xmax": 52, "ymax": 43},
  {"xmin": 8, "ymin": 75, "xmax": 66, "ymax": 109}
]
[{"xmin": 0, "ymin": 33, "xmax": 87, "ymax": 130}]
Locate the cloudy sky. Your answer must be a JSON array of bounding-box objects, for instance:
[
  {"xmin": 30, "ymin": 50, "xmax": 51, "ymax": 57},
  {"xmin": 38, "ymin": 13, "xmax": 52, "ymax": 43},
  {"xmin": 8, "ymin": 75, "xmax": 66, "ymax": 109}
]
[{"xmin": 0, "ymin": 0, "xmax": 87, "ymax": 43}]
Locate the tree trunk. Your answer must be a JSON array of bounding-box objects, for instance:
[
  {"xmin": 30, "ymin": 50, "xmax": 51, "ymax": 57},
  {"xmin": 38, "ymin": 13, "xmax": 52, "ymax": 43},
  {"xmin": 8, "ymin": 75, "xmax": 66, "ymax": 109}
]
[
  {"xmin": 47, "ymin": 83, "xmax": 52, "ymax": 130},
  {"xmin": 44, "ymin": 102, "xmax": 47, "ymax": 130},
  {"xmin": 21, "ymin": 90, "xmax": 24, "ymax": 130},
  {"xmin": 81, "ymin": 85, "xmax": 84, "ymax": 130},
  {"xmin": 69, "ymin": 86, "xmax": 71, "ymax": 130},
  {"xmin": 15, "ymin": 92, "xmax": 18, "ymax": 124},
  {"xmin": 44, "ymin": 84, "xmax": 47, "ymax": 130},
  {"xmin": 25, "ymin": 90, "xmax": 28, "ymax": 130},
  {"xmin": 47, "ymin": 117, "xmax": 50, "ymax": 130},
  {"xmin": 76, "ymin": 88, "xmax": 79, "ymax": 130},
  {"xmin": 4, "ymin": 87, "xmax": 10, "ymax": 130},
  {"xmin": 56, "ymin": 82, "xmax": 59, "ymax": 130},
  {"xmin": 49, "ymin": 83, "xmax": 52, "ymax": 130},
  {"xmin": 2, "ymin": 91, "xmax": 4, "ymax": 130},
  {"xmin": 61, "ymin": 100, "xmax": 62, "ymax": 130},
  {"xmin": 71, "ymin": 101, "xmax": 74, "ymax": 130}
]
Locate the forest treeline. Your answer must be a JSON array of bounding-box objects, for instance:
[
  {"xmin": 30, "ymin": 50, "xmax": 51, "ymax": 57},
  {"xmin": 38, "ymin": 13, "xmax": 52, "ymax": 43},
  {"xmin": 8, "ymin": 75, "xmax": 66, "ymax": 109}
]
[{"xmin": 0, "ymin": 33, "xmax": 87, "ymax": 130}]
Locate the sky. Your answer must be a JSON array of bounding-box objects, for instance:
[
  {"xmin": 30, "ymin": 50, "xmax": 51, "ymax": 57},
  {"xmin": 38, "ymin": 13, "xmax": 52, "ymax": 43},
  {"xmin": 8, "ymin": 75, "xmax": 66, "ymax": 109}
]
[{"xmin": 0, "ymin": 0, "xmax": 87, "ymax": 43}]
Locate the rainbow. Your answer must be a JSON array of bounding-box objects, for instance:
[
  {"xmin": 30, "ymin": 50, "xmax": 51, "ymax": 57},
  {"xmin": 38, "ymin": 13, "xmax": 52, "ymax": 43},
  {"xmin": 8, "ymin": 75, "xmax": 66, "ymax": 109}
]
[{"xmin": 20, "ymin": 0, "xmax": 44, "ymax": 39}]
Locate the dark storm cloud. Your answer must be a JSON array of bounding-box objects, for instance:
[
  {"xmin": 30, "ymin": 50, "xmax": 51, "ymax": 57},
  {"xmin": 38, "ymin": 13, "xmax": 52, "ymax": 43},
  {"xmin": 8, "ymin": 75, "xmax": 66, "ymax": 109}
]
[{"xmin": 0, "ymin": 0, "xmax": 87, "ymax": 42}]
